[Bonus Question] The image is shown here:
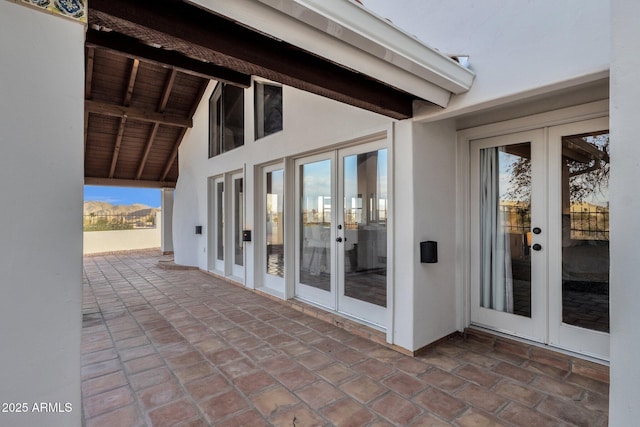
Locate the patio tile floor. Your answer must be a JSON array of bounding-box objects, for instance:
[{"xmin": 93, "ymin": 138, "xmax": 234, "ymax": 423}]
[{"xmin": 82, "ymin": 251, "xmax": 609, "ymax": 426}]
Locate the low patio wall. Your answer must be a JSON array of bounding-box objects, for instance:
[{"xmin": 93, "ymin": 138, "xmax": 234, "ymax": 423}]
[{"xmin": 83, "ymin": 213, "xmax": 162, "ymax": 254}]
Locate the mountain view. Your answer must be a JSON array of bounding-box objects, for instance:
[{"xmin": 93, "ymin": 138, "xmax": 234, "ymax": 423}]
[{"xmin": 83, "ymin": 202, "xmax": 160, "ymax": 231}]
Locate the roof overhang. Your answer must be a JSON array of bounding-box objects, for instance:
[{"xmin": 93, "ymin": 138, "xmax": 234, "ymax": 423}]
[{"xmin": 189, "ymin": 0, "xmax": 475, "ymax": 108}]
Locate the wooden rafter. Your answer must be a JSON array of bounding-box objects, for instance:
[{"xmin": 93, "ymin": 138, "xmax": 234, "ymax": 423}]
[
  {"xmin": 160, "ymin": 79, "xmax": 208, "ymax": 182},
  {"xmin": 108, "ymin": 116, "xmax": 128, "ymax": 178},
  {"xmin": 85, "ymin": 47, "xmax": 95, "ymax": 99},
  {"xmin": 123, "ymin": 58, "xmax": 140, "ymax": 106},
  {"xmin": 85, "ymin": 100, "xmax": 192, "ymax": 127},
  {"xmin": 135, "ymin": 68, "xmax": 176, "ymax": 180},
  {"xmin": 85, "ymin": 29, "xmax": 251, "ymax": 88}
]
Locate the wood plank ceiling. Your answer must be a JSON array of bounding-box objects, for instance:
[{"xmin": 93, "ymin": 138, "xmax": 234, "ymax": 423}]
[{"xmin": 84, "ymin": 0, "xmax": 426, "ymax": 188}]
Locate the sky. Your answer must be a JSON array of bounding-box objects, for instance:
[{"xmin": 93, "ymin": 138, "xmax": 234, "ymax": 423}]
[{"xmin": 84, "ymin": 186, "xmax": 161, "ymax": 208}]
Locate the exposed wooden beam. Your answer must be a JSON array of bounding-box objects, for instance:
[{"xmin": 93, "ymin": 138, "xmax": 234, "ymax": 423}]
[
  {"xmin": 85, "ymin": 100, "xmax": 192, "ymax": 127},
  {"xmin": 84, "ymin": 111, "xmax": 90, "ymax": 153},
  {"xmin": 135, "ymin": 69, "xmax": 176, "ymax": 180},
  {"xmin": 85, "ymin": 47, "xmax": 95, "ymax": 99},
  {"xmin": 88, "ymin": 0, "xmax": 415, "ymax": 119},
  {"xmin": 109, "ymin": 117, "xmax": 128, "ymax": 178},
  {"xmin": 123, "ymin": 58, "xmax": 140, "ymax": 106},
  {"xmin": 159, "ymin": 79, "xmax": 208, "ymax": 182},
  {"xmin": 85, "ymin": 29, "xmax": 251, "ymax": 88},
  {"xmin": 135, "ymin": 123, "xmax": 159, "ymax": 180},
  {"xmin": 158, "ymin": 69, "xmax": 177, "ymax": 112},
  {"xmin": 85, "ymin": 177, "xmax": 176, "ymax": 188},
  {"xmin": 160, "ymin": 127, "xmax": 187, "ymax": 182}
]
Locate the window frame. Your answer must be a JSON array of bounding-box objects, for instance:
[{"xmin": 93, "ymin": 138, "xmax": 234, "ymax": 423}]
[
  {"xmin": 208, "ymin": 83, "xmax": 245, "ymax": 158},
  {"xmin": 254, "ymin": 81, "xmax": 283, "ymax": 140}
]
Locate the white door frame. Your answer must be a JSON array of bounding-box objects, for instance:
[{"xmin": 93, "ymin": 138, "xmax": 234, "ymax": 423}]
[
  {"xmin": 469, "ymin": 129, "xmax": 548, "ymax": 343},
  {"xmin": 457, "ymin": 100, "xmax": 610, "ymax": 360},
  {"xmin": 230, "ymin": 171, "xmax": 245, "ymax": 281},
  {"xmin": 259, "ymin": 162, "xmax": 286, "ymax": 296},
  {"xmin": 208, "ymin": 175, "xmax": 225, "ymax": 273}
]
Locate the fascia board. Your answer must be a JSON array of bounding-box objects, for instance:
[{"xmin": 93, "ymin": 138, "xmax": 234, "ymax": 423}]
[{"xmin": 187, "ymin": 0, "xmax": 467, "ymax": 106}]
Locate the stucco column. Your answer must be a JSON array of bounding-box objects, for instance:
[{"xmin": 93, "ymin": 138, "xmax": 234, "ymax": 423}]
[
  {"xmin": 0, "ymin": 3, "xmax": 85, "ymax": 426},
  {"xmin": 161, "ymin": 188, "xmax": 175, "ymax": 254},
  {"xmin": 609, "ymin": 0, "xmax": 640, "ymax": 425}
]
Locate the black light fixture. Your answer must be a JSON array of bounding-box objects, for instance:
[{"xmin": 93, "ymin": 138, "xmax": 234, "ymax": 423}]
[
  {"xmin": 420, "ymin": 241, "xmax": 437, "ymax": 263},
  {"xmin": 195, "ymin": 225, "xmax": 203, "ymax": 235},
  {"xmin": 242, "ymin": 230, "xmax": 252, "ymax": 242}
]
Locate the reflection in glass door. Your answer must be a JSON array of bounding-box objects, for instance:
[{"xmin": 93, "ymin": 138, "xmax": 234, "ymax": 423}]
[
  {"xmin": 231, "ymin": 174, "xmax": 244, "ymax": 279},
  {"xmin": 263, "ymin": 166, "xmax": 285, "ymax": 293},
  {"xmin": 548, "ymin": 118, "xmax": 609, "ymax": 359},
  {"xmin": 295, "ymin": 141, "xmax": 390, "ymax": 328},
  {"xmin": 209, "ymin": 176, "xmax": 225, "ymax": 273},
  {"xmin": 338, "ymin": 146, "xmax": 388, "ymax": 326},
  {"xmin": 295, "ymin": 154, "xmax": 335, "ymax": 309},
  {"xmin": 470, "ymin": 130, "xmax": 547, "ymax": 343}
]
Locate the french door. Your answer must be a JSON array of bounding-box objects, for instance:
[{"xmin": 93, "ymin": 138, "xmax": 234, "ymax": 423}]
[
  {"xmin": 295, "ymin": 141, "xmax": 388, "ymax": 328},
  {"xmin": 470, "ymin": 117, "xmax": 610, "ymax": 359}
]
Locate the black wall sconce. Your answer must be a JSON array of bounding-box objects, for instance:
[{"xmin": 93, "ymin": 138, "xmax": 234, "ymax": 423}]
[
  {"xmin": 242, "ymin": 230, "xmax": 252, "ymax": 242},
  {"xmin": 420, "ymin": 241, "xmax": 438, "ymax": 263},
  {"xmin": 195, "ymin": 225, "xmax": 202, "ymax": 235}
]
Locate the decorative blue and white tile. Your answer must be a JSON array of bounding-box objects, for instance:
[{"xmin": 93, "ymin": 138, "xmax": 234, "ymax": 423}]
[{"xmin": 19, "ymin": 0, "xmax": 86, "ymax": 23}]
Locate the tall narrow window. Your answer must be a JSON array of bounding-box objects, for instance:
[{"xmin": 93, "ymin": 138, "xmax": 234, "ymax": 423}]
[
  {"xmin": 209, "ymin": 83, "xmax": 244, "ymax": 157},
  {"xmin": 254, "ymin": 82, "xmax": 282, "ymax": 139}
]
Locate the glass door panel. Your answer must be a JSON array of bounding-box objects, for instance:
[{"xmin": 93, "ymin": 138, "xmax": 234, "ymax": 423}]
[
  {"xmin": 470, "ymin": 130, "xmax": 546, "ymax": 343},
  {"xmin": 208, "ymin": 177, "xmax": 225, "ymax": 273},
  {"xmin": 337, "ymin": 143, "xmax": 388, "ymax": 327},
  {"xmin": 295, "ymin": 154, "xmax": 335, "ymax": 309},
  {"xmin": 479, "ymin": 143, "xmax": 532, "ymax": 317},
  {"xmin": 266, "ymin": 169, "xmax": 285, "ymax": 279},
  {"xmin": 548, "ymin": 118, "xmax": 609, "ymax": 360},
  {"xmin": 231, "ymin": 174, "xmax": 244, "ymax": 279}
]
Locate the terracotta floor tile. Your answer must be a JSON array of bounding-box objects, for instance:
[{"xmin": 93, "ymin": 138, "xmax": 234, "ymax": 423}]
[
  {"xmin": 321, "ymin": 398, "xmax": 375, "ymax": 427},
  {"xmin": 297, "ymin": 380, "xmax": 345, "ymax": 409},
  {"xmin": 251, "ymin": 385, "xmax": 300, "ymax": 417},
  {"xmin": 531, "ymin": 375, "xmax": 584, "ymax": 400},
  {"xmin": 413, "ymin": 387, "xmax": 468, "ymax": 420},
  {"xmin": 498, "ymin": 402, "xmax": 558, "ymax": 427},
  {"xmin": 147, "ymin": 399, "xmax": 199, "ymax": 427},
  {"xmin": 371, "ymin": 392, "xmax": 422, "ymax": 425},
  {"xmin": 185, "ymin": 374, "xmax": 231, "ymax": 400},
  {"xmin": 215, "ymin": 410, "xmax": 270, "ymax": 427},
  {"xmin": 352, "ymin": 359, "xmax": 394, "ymax": 380},
  {"xmin": 492, "ymin": 361, "xmax": 536, "ymax": 384},
  {"xmin": 454, "ymin": 384, "xmax": 508, "ymax": 413},
  {"xmin": 82, "ymin": 253, "xmax": 610, "ymax": 427},
  {"xmin": 456, "ymin": 364, "xmax": 501, "ymax": 388},
  {"xmin": 128, "ymin": 366, "xmax": 174, "ymax": 391},
  {"xmin": 84, "ymin": 386, "xmax": 134, "ymax": 418},
  {"xmin": 537, "ymin": 395, "xmax": 606, "ymax": 426},
  {"xmin": 232, "ymin": 371, "xmax": 276, "ymax": 395},
  {"xmin": 218, "ymin": 357, "xmax": 258, "ymax": 379},
  {"xmin": 200, "ymin": 390, "xmax": 249, "ymax": 423},
  {"xmin": 268, "ymin": 404, "xmax": 327, "ymax": 427},
  {"xmin": 383, "ymin": 372, "xmax": 426, "ymax": 397},
  {"xmin": 85, "ymin": 404, "xmax": 144, "ymax": 427},
  {"xmin": 493, "ymin": 379, "xmax": 544, "ymax": 407},
  {"xmin": 340, "ymin": 375, "xmax": 388, "ymax": 403},
  {"xmin": 174, "ymin": 361, "xmax": 217, "ymax": 383},
  {"xmin": 454, "ymin": 408, "xmax": 510, "ymax": 427},
  {"xmin": 274, "ymin": 365, "xmax": 318, "ymax": 390},
  {"xmin": 420, "ymin": 368, "xmax": 467, "ymax": 392},
  {"xmin": 317, "ymin": 362, "xmax": 357, "ymax": 384}
]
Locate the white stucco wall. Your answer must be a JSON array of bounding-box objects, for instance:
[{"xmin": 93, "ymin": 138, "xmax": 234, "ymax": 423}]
[
  {"xmin": 609, "ymin": 0, "xmax": 640, "ymax": 424},
  {"xmin": 362, "ymin": 0, "xmax": 610, "ymax": 117},
  {"xmin": 0, "ymin": 3, "xmax": 84, "ymax": 426},
  {"xmin": 174, "ymin": 82, "xmax": 392, "ymax": 269},
  {"xmin": 83, "ymin": 213, "xmax": 162, "ymax": 254},
  {"xmin": 411, "ymin": 120, "xmax": 458, "ymax": 349}
]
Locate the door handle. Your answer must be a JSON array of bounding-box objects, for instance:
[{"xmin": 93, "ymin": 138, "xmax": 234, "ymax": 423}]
[
  {"xmin": 336, "ymin": 237, "xmax": 343, "ymax": 243},
  {"xmin": 532, "ymin": 243, "xmax": 542, "ymax": 251}
]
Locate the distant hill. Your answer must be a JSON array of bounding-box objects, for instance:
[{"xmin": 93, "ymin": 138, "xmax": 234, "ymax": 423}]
[{"xmin": 84, "ymin": 201, "xmax": 160, "ymax": 217}]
